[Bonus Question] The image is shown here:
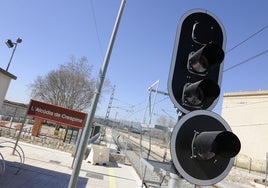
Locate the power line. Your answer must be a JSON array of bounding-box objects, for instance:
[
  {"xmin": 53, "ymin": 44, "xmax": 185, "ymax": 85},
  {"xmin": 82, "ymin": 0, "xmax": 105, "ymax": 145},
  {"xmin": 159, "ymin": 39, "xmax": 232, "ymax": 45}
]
[
  {"xmin": 130, "ymin": 97, "xmax": 170, "ymax": 116},
  {"xmin": 90, "ymin": 0, "xmax": 104, "ymax": 57},
  {"xmin": 113, "ymin": 97, "xmax": 137, "ymax": 107},
  {"xmin": 226, "ymin": 25, "xmax": 268, "ymax": 54},
  {"xmin": 223, "ymin": 49, "xmax": 268, "ymax": 72},
  {"xmin": 155, "ymin": 96, "xmax": 169, "ymax": 105},
  {"xmin": 223, "ymin": 25, "xmax": 268, "ymax": 72}
]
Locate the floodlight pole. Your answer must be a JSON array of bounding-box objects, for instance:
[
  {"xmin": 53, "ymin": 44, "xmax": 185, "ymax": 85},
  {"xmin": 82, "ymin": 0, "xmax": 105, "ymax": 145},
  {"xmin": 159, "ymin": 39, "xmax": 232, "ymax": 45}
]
[
  {"xmin": 6, "ymin": 43, "xmax": 17, "ymax": 72},
  {"xmin": 68, "ymin": 0, "xmax": 126, "ymax": 187},
  {"xmin": 6, "ymin": 38, "xmax": 22, "ymax": 72},
  {"xmin": 168, "ymin": 173, "xmax": 183, "ymax": 188}
]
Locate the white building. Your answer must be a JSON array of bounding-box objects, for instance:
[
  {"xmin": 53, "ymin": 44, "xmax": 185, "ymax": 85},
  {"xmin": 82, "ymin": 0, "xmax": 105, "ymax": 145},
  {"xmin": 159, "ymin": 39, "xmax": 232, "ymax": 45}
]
[{"xmin": 221, "ymin": 90, "xmax": 268, "ymax": 171}]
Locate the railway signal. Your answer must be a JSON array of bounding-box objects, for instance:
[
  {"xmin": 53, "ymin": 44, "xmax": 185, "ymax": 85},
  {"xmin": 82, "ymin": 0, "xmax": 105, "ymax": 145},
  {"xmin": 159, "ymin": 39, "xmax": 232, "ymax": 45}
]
[
  {"xmin": 170, "ymin": 110, "xmax": 240, "ymax": 186},
  {"xmin": 168, "ymin": 9, "xmax": 225, "ymax": 114},
  {"xmin": 168, "ymin": 9, "xmax": 241, "ymax": 186}
]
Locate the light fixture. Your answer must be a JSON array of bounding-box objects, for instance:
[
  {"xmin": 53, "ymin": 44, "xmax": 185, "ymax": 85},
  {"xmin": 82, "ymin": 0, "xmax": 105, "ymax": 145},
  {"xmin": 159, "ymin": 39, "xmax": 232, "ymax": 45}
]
[{"xmin": 5, "ymin": 38, "xmax": 22, "ymax": 71}]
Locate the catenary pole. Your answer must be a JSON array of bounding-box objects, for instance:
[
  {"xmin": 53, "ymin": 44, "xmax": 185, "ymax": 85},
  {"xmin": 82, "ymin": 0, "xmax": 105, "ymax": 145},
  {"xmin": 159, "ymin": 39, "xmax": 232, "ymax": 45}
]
[{"xmin": 68, "ymin": 0, "xmax": 126, "ymax": 187}]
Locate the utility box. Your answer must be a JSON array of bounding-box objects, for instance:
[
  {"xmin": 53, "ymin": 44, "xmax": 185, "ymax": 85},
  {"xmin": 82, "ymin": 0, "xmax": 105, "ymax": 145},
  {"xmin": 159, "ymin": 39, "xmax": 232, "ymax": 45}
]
[{"xmin": 87, "ymin": 144, "xmax": 110, "ymax": 165}]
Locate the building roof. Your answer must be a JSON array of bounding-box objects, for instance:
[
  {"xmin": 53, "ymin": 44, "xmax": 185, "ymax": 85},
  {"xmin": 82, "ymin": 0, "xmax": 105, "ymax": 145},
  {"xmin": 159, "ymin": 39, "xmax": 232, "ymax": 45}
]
[
  {"xmin": 3, "ymin": 99, "xmax": 28, "ymax": 109},
  {"xmin": 223, "ymin": 90, "xmax": 268, "ymax": 97},
  {"xmin": 0, "ymin": 67, "xmax": 17, "ymax": 80}
]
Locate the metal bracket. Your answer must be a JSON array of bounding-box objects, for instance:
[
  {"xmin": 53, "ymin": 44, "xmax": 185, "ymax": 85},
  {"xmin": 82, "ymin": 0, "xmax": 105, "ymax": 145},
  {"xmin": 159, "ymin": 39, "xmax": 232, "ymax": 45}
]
[{"xmin": 190, "ymin": 130, "xmax": 199, "ymax": 159}]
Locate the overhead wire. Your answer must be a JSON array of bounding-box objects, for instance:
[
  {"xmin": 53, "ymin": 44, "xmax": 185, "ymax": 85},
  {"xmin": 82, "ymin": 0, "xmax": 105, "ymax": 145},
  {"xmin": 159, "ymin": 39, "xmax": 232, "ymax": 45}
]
[
  {"xmin": 91, "ymin": 7, "xmax": 268, "ymax": 120},
  {"xmin": 224, "ymin": 25, "xmax": 268, "ymax": 72},
  {"xmin": 226, "ymin": 25, "xmax": 268, "ymax": 54},
  {"xmin": 90, "ymin": 0, "xmax": 104, "ymax": 57},
  {"xmin": 223, "ymin": 49, "xmax": 268, "ymax": 72}
]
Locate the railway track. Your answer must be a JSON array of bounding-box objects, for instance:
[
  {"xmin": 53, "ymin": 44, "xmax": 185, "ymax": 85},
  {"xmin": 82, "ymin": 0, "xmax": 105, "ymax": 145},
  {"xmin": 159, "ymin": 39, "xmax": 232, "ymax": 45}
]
[
  {"xmin": 112, "ymin": 131, "xmax": 174, "ymax": 188},
  {"xmin": 110, "ymin": 129, "xmax": 226, "ymax": 188},
  {"xmin": 113, "ymin": 132, "xmax": 167, "ymax": 188},
  {"xmin": 116, "ymin": 131, "xmax": 170, "ymax": 160}
]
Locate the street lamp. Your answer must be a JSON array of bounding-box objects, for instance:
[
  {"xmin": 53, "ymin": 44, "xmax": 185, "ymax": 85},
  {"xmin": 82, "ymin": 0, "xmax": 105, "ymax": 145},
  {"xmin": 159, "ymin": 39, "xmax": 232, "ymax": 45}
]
[{"xmin": 5, "ymin": 38, "xmax": 22, "ymax": 72}]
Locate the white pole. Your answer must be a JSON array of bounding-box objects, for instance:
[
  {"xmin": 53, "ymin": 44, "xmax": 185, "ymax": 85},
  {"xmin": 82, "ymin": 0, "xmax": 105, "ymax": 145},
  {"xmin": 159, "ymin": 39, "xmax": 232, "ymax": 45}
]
[
  {"xmin": 68, "ymin": 1, "xmax": 126, "ymax": 187},
  {"xmin": 168, "ymin": 173, "xmax": 184, "ymax": 188}
]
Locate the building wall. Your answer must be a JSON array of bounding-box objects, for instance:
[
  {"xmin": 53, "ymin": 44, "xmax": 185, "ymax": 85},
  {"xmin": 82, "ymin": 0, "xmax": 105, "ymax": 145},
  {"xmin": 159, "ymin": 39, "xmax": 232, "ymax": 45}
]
[
  {"xmin": 0, "ymin": 100, "xmax": 28, "ymax": 117},
  {"xmin": 222, "ymin": 90, "xmax": 268, "ymax": 160}
]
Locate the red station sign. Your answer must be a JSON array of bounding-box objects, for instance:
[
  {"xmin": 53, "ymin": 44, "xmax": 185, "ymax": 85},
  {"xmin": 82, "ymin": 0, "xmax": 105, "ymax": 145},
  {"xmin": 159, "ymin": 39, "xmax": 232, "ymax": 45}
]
[{"xmin": 27, "ymin": 99, "xmax": 87, "ymax": 128}]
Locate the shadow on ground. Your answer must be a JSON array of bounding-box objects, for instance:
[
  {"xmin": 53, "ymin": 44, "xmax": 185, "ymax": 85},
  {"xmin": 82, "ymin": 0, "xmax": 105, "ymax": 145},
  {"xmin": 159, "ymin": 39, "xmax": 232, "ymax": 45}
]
[{"xmin": 0, "ymin": 160, "xmax": 88, "ymax": 188}]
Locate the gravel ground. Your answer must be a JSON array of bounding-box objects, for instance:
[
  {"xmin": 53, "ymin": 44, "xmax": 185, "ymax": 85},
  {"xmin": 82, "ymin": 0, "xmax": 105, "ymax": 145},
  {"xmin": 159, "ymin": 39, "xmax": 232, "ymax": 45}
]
[
  {"xmin": 218, "ymin": 167, "xmax": 265, "ymax": 187},
  {"xmin": 118, "ymin": 133, "xmax": 266, "ymax": 188}
]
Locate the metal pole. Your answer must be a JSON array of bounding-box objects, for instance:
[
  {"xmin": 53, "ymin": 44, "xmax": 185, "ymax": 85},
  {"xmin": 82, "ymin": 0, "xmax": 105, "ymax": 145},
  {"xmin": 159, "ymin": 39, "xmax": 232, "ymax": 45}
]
[
  {"xmin": 71, "ymin": 127, "xmax": 84, "ymax": 169},
  {"xmin": 168, "ymin": 162, "xmax": 184, "ymax": 188},
  {"xmin": 6, "ymin": 43, "xmax": 18, "ymax": 72},
  {"xmin": 9, "ymin": 107, "xmax": 18, "ymax": 130},
  {"xmin": 265, "ymin": 153, "xmax": 268, "ymax": 187},
  {"xmin": 150, "ymin": 88, "xmax": 169, "ymax": 96},
  {"xmin": 168, "ymin": 173, "xmax": 183, "ymax": 188},
  {"xmin": 13, "ymin": 106, "xmax": 30, "ymax": 155},
  {"xmin": 147, "ymin": 80, "xmax": 159, "ymax": 158},
  {"xmin": 67, "ymin": 1, "xmax": 126, "ymax": 187}
]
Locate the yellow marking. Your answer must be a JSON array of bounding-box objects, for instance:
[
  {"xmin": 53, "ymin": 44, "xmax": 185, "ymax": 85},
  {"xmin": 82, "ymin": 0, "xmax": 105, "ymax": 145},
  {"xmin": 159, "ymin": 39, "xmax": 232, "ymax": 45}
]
[{"xmin": 109, "ymin": 168, "xmax": 116, "ymax": 188}]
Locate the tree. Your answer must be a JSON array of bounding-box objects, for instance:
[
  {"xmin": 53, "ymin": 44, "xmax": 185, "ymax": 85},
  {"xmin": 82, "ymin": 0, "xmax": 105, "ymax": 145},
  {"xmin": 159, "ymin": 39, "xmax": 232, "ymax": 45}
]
[
  {"xmin": 30, "ymin": 56, "xmax": 110, "ymax": 111},
  {"xmin": 155, "ymin": 115, "xmax": 176, "ymax": 128},
  {"xmin": 156, "ymin": 115, "xmax": 167, "ymax": 126}
]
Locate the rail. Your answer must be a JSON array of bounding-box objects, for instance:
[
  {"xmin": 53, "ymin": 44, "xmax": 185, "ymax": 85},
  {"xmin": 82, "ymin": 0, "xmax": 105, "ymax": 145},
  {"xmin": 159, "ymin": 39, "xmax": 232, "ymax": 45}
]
[{"xmin": 113, "ymin": 131, "xmax": 171, "ymax": 187}]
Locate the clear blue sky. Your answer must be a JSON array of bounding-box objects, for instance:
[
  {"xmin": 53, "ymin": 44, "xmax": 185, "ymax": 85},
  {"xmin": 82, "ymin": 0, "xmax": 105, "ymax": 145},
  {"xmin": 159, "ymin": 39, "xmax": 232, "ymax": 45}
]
[{"xmin": 1, "ymin": 0, "xmax": 268, "ymax": 124}]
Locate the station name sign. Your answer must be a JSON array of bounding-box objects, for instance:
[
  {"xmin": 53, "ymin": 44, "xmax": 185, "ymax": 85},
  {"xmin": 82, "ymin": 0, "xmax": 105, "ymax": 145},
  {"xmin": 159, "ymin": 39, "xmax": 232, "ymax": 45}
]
[{"xmin": 27, "ymin": 99, "xmax": 87, "ymax": 128}]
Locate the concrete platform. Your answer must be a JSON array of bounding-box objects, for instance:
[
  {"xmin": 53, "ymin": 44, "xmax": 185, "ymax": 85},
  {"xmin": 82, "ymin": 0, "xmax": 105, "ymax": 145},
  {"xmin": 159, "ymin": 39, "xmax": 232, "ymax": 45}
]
[{"xmin": 0, "ymin": 138, "xmax": 142, "ymax": 188}]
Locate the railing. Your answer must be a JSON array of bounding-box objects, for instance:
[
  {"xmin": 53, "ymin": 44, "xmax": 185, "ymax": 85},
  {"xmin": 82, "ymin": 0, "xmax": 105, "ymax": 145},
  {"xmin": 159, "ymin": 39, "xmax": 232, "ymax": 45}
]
[{"xmin": 0, "ymin": 140, "xmax": 25, "ymax": 175}]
